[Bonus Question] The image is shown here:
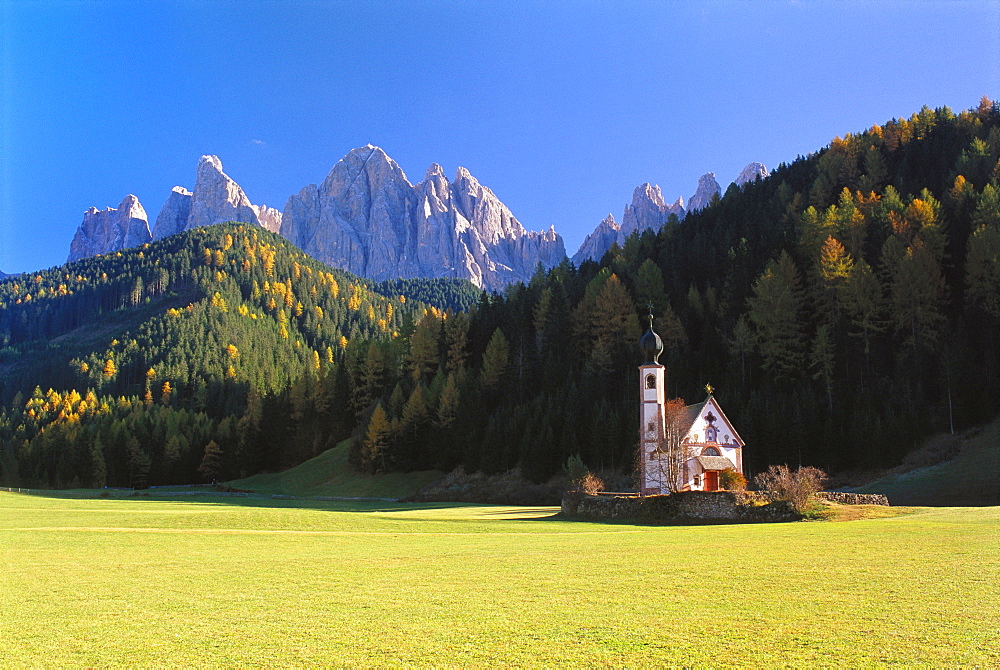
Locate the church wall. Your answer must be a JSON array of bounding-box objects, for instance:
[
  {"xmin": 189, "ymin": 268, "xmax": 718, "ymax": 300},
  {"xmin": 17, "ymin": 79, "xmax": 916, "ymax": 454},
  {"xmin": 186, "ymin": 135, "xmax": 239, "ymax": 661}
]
[{"xmin": 561, "ymin": 491, "xmax": 800, "ymax": 523}]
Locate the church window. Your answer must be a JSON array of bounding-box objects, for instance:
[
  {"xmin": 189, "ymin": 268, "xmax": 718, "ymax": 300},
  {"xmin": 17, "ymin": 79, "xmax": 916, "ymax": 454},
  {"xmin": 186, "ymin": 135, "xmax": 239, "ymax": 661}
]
[
  {"xmin": 645, "ymin": 374, "xmax": 656, "ymax": 389},
  {"xmin": 706, "ymin": 426, "xmax": 718, "ymax": 442},
  {"xmin": 703, "ymin": 447, "xmax": 720, "ymax": 456}
]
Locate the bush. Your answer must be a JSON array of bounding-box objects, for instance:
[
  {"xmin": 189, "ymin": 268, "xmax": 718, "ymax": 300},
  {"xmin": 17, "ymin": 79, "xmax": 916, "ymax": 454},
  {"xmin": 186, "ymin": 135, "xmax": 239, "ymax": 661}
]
[
  {"xmin": 753, "ymin": 464, "xmax": 827, "ymax": 513},
  {"xmin": 719, "ymin": 468, "xmax": 747, "ymax": 491},
  {"xmin": 579, "ymin": 472, "xmax": 605, "ymax": 495},
  {"xmin": 565, "ymin": 455, "xmax": 604, "ymax": 494}
]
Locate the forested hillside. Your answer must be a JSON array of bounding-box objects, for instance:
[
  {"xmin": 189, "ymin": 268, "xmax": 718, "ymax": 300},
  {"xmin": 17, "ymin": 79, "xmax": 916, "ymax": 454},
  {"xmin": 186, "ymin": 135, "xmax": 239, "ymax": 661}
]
[
  {"xmin": 2, "ymin": 99, "xmax": 998, "ymax": 490},
  {"xmin": 343, "ymin": 98, "xmax": 1000, "ymax": 482},
  {"xmin": 0, "ymin": 225, "xmax": 434, "ymax": 487},
  {"xmin": 374, "ymin": 277, "xmax": 481, "ymax": 314}
]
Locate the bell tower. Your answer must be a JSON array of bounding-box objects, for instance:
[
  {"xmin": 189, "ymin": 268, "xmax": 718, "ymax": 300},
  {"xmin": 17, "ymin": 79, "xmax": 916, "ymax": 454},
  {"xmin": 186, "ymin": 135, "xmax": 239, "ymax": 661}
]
[{"xmin": 638, "ymin": 312, "xmax": 665, "ymax": 495}]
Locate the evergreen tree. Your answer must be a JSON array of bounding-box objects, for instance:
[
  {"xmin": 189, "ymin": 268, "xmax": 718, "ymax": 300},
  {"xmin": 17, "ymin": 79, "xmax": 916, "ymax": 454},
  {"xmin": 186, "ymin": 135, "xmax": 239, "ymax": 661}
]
[
  {"xmin": 480, "ymin": 329, "xmax": 510, "ymax": 393},
  {"xmin": 746, "ymin": 251, "xmax": 806, "ymax": 381},
  {"xmin": 361, "ymin": 404, "xmax": 392, "ymax": 474},
  {"xmin": 197, "ymin": 440, "xmax": 224, "ymax": 483}
]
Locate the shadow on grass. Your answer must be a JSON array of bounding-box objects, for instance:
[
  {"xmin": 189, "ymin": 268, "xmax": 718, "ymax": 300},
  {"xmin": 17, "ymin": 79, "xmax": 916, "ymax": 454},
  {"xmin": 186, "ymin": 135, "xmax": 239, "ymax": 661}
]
[
  {"xmin": 2, "ymin": 487, "xmax": 568, "ymax": 518},
  {"xmin": 3, "ymin": 489, "xmax": 839, "ymax": 527}
]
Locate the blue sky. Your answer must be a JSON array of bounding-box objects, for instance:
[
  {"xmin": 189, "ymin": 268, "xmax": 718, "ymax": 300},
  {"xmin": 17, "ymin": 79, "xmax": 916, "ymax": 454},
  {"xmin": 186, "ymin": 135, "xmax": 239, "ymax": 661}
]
[{"xmin": 1, "ymin": 0, "xmax": 997, "ymax": 274}]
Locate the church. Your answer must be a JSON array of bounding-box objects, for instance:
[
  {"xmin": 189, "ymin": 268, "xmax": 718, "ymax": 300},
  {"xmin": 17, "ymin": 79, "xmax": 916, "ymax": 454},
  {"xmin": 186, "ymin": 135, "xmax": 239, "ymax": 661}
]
[{"xmin": 636, "ymin": 313, "xmax": 746, "ymax": 495}]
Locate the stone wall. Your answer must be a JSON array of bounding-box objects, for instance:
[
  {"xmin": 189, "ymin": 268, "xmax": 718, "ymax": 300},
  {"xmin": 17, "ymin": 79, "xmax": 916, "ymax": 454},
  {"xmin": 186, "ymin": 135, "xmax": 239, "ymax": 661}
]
[
  {"xmin": 561, "ymin": 491, "xmax": 799, "ymax": 523},
  {"xmin": 816, "ymin": 491, "xmax": 890, "ymax": 506}
]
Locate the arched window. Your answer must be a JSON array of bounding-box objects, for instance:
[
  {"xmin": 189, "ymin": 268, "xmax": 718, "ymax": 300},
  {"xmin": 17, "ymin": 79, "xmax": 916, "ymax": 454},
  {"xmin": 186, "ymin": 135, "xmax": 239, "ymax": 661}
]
[
  {"xmin": 702, "ymin": 447, "xmax": 720, "ymax": 456},
  {"xmin": 645, "ymin": 374, "xmax": 656, "ymax": 389}
]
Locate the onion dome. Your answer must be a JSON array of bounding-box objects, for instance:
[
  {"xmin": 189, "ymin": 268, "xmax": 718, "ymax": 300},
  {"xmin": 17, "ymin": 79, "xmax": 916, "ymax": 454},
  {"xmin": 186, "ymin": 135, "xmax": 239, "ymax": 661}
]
[{"xmin": 639, "ymin": 312, "xmax": 663, "ymax": 364}]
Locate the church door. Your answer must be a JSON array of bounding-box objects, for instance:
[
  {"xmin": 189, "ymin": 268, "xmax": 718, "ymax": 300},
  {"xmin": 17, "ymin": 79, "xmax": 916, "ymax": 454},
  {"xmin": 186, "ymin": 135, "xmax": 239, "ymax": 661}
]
[{"xmin": 704, "ymin": 471, "xmax": 719, "ymax": 491}]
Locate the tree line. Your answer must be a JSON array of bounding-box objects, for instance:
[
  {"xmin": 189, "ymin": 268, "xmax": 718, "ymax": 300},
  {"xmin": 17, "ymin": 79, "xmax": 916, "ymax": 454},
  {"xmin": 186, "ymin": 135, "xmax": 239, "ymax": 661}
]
[{"xmin": 1, "ymin": 98, "xmax": 998, "ymax": 488}]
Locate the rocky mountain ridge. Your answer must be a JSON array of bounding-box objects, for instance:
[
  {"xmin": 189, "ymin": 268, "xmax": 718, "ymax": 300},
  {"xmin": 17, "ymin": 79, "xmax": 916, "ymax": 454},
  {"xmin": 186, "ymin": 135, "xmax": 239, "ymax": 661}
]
[
  {"xmin": 281, "ymin": 145, "xmax": 565, "ymax": 290},
  {"xmin": 65, "ymin": 149, "xmax": 767, "ymax": 288},
  {"xmin": 571, "ymin": 162, "xmax": 769, "ymax": 264}
]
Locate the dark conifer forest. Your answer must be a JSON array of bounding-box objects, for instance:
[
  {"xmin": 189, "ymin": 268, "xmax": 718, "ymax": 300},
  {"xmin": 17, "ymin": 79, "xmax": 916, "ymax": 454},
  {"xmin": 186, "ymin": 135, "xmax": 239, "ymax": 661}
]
[{"xmin": 2, "ymin": 99, "xmax": 998, "ymax": 489}]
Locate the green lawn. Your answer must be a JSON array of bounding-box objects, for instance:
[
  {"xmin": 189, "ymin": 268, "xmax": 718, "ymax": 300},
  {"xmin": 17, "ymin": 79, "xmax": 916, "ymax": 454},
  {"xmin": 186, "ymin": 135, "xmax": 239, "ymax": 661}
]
[{"xmin": 0, "ymin": 493, "xmax": 996, "ymax": 665}]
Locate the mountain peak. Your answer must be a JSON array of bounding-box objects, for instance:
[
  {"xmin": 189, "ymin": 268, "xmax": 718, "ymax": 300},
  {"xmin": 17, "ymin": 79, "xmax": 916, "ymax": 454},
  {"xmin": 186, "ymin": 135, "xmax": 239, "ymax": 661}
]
[
  {"xmin": 571, "ymin": 213, "xmax": 622, "ymax": 265},
  {"xmin": 735, "ymin": 162, "xmax": 770, "ymax": 186},
  {"xmin": 198, "ymin": 154, "xmax": 224, "ymax": 173},
  {"xmin": 424, "ymin": 163, "xmax": 446, "ymax": 180},
  {"xmin": 687, "ymin": 172, "xmax": 721, "ymax": 213},
  {"xmin": 68, "ymin": 195, "xmax": 152, "ymax": 263},
  {"xmin": 632, "ymin": 182, "xmax": 666, "ymax": 208},
  {"xmin": 151, "ymin": 155, "xmax": 281, "ymax": 240},
  {"xmin": 283, "ymin": 147, "xmax": 563, "ymax": 290}
]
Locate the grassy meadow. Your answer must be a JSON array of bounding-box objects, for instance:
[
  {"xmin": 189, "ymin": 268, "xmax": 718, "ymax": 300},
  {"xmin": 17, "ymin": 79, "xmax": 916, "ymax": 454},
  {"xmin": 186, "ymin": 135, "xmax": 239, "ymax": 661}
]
[{"xmin": 1, "ymin": 492, "xmax": 997, "ymax": 666}]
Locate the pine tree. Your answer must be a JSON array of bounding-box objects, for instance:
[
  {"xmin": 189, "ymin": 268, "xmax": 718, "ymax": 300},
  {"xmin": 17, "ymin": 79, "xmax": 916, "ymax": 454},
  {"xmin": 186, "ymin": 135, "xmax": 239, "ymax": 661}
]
[
  {"xmin": 443, "ymin": 311, "xmax": 470, "ymax": 372},
  {"xmin": 841, "ymin": 259, "xmax": 885, "ymax": 357},
  {"xmin": 587, "ymin": 274, "xmax": 639, "ymax": 375},
  {"xmin": 746, "ymin": 251, "xmax": 806, "ymax": 380},
  {"xmin": 89, "ymin": 438, "xmax": 107, "ymax": 489},
  {"xmin": 890, "ymin": 243, "xmax": 948, "ymax": 355},
  {"xmin": 480, "ymin": 328, "xmax": 510, "ymax": 393},
  {"xmin": 435, "ymin": 372, "xmax": 461, "ymax": 430},
  {"xmin": 396, "ymin": 385, "xmax": 431, "ymax": 470},
  {"xmin": 197, "ymin": 440, "xmax": 224, "ymax": 483},
  {"xmin": 361, "ymin": 404, "xmax": 393, "ymax": 474},
  {"xmin": 634, "ymin": 259, "xmax": 669, "ymax": 314},
  {"xmin": 810, "ymin": 325, "xmax": 836, "ymax": 412},
  {"xmin": 408, "ymin": 311, "xmax": 441, "ymax": 383},
  {"xmin": 965, "ymin": 224, "xmax": 1000, "ymax": 320}
]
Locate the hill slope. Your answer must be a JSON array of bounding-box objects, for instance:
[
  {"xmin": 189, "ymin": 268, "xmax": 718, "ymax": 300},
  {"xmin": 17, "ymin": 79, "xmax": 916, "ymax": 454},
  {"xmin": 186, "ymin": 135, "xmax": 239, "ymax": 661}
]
[
  {"xmin": 0, "ymin": 224, "xmax": 437, "ymax": 489},
  {"xmin": 849, "ymin": 419, "xmax": 1000, "ymax": 506},
  {"xmin": 229, "ymin": 439, "xmax": 440, "ymax": 499}
]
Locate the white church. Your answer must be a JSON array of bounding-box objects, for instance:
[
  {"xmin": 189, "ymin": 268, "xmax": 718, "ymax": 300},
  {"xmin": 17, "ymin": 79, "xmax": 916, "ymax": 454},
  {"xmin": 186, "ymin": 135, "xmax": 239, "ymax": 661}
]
[{"xmin": 636, "ymin": 314, "xmax": 746, "ymax": 495}]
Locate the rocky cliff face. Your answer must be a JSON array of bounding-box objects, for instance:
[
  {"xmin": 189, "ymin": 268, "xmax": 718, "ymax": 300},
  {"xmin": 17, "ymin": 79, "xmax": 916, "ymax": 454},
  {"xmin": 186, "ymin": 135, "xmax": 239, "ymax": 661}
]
[
  {"xmin": 735, "ymin": 162, "xmax": 770, "ymax": 186},
  {"xmin": 686, "ymin": 173, "xmax": 722, "ymax": 213},
  {"xmin": 152, "ymin": 187, "xmax": 192, "ymax": 240},
  {"xmin": 619, "ymin": 183, "xmax": 684, "ymax": 244},
  {"xmin": 68, "ymin": 195, "xmax": 152, "ymax": 263},
  {"xmin": 571, "ymin": 214, "xmax": 621, "ymax": 265},
  {"xmin": 152, "ymin": 155, "xmax": 281, "ymax": 240},
  {"xmin": 281, "ymin": 145, "xmax": 565, "ymax": 291},
  {"xmin": 573, "ymin": 182, "xmax": 687, "ymax": 264}
]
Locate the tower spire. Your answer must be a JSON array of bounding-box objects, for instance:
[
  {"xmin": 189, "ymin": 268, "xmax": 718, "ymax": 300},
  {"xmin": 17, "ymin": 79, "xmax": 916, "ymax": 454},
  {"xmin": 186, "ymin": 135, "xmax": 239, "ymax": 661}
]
[{"xmin": 638, "ymin": 306, "xmax": 663, "ymax": 365}]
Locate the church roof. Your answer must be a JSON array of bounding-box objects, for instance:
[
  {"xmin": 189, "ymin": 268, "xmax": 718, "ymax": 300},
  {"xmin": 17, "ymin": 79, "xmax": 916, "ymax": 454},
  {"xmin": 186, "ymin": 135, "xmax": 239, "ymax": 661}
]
[
  {"xmin": 678, "ymin": 399, "xmax": 709, "ymax": 435},
  {"xmin": 680, "ymin": 394, "xmax": 746, "ymax": 447},
  {"xmin": 697, "ymin": 455, "xmax": 735, "ymax": 471}
]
